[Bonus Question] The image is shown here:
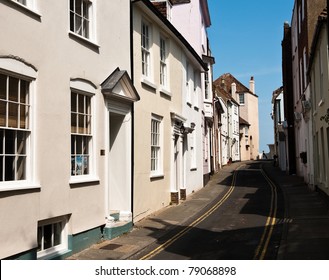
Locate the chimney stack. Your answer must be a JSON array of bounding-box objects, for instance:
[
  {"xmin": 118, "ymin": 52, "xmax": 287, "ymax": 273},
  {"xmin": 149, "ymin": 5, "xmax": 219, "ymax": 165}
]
[
  {"xmin": 231, "ymin": 82, "xmax": 236, "ymax": 96},
  {"xmin": 221, "ymin": 79, "xmax": 227, "ymax": 92},
  {"xmin": 249, "ymin": 76, "xmax": 255, "ymax": 93}
]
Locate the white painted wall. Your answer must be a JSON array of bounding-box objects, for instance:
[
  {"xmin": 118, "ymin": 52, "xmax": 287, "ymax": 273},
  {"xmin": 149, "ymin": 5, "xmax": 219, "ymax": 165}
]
[{"xmin": 0, "ymin": 0, "xmax": 132, "ymax": 259}]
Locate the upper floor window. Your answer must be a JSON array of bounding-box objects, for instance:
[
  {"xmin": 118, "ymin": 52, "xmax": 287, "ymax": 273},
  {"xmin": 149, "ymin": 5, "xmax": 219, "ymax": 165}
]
[
  {"xmin": 70, "ymin": 0, "xmax": 93, "ymax": 40},
  {"xmin": 71, "ymin": 91, "xmax": 92, "ymax": 176},
  {"xmin": 204, "ymin": 72, "xmax": 209, "ymax": 100},
  {"xmin": 141, "ymin": 21, "xmax": 151, "ymax": 78},
  {"xmin": 185, "ymin": 61, "xmax": 191, "ymax": 104},
  {"xmin": 239, "ymin": 93, "xmax": 245, "ymax": 105},
  {"xmin": 0, "ymin": 73, "xmax": 30, "ymax": 182},
  {"xmin": 160, "ymin": 36, "xmax": 167, "ymax": 88}
]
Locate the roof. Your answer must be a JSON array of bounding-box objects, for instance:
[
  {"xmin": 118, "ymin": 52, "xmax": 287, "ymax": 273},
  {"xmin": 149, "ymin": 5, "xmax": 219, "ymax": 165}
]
[
  {"xmin": 213, "ymin": 73, "xmax": 258, "ymax": 96},
  {"xmin": 239, "ymin": 116, "xmax": 250, "ymax": 126},
  {"xmin": 214, "ymin": 84, "xmax": 239, "ymax": 106},
  {"xmin": 101, "ymin": 67, "xmax": 140, "ymax": 102}
]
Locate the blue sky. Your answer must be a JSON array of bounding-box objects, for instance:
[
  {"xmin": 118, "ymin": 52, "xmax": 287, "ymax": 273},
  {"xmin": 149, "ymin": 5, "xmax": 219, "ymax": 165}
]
[{"xmin": 207, "ymin": 0, "xmax": 294, "ymax": 153}]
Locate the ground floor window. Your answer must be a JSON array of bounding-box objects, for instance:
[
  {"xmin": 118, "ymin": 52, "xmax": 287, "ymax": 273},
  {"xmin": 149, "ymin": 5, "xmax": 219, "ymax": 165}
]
[
  {"xmin": 0, "ymin": 72, "xmax": 30, "ymax": 182},
  {"xmin": 37, "ymin": 218, "xmax": 67, "ymax": 259}
]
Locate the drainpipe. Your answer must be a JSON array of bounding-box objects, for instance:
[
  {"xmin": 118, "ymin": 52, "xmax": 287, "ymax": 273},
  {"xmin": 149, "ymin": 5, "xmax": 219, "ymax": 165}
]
[{"xmin": 130, "ymin": 0, "xmax": 135, "ymax": 224}]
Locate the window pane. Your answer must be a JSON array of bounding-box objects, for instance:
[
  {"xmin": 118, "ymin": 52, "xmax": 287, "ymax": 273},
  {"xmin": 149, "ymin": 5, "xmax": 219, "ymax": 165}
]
[
  {"xmin": 20, "ymin": 80, "xmax": 28, "ymax": 104},
  {"xmin": 0, "ymin": 74, "xmax": 6, "ymax": 100},
  {"xmin": 8, "ymin": 103, "xmax": 18, "ymax": 128},
  {"xmin": 78, "ymin": 114, "xmax": 84, "ymax": 134},
  {"xmin": 9, "ymin": 77, "xmax": 19, "ymax": 102},
  {"xmin": 37, "ymin": 226, "xmax": 42, "ymax": 252},
  {"xmin": 0, "ymin": 100, "xmax": 7, "ymax": 127},
  {"xmin": 76, "ymin": 136, "xmax": 82, "ymax": 154},
  {"xmin": 70, "ymin": 11, "xmax": 75, "ymax": 32},
  {"xmin": 5, "ymin": 156, "xmax": 15, "ymax": 181},
  {"xmin": 20, "ymin": 105, "xmax": 29, "ymax": 129},
  {"xmin": 75, "ymin": 15, "xmax": 83, "ymax": 35},
  {"xmin": 0, "ymin": 156, "xmax": 3, "ymax": 181},
  {"xmin": 71, "ymin": 113, "xmax": 77, "ymax": 133},
  {"xmin": 70, "ymin": 0, "xmax": 74, "ymax": 11},
  {"xmin": 82, "ymin": 136, "xmax": 89, "ymax": 154},
  {"xmin": 76, "ymin": 0, "xmax": 82, "ymax": 15},
  {"xmin": 78, "ymin": 94, "xmax": 84, "ymax": 113},
  {"xmin": 71, "ymin": 156, "xmax": 76, "ymax": 175},
  {"xmin": 17, "ymin": 156, "xmax": 26, "ymax": 180},
  {"xmin": 5, "ymin": 130, "xmax": 15, "ymax": 154},
  {"xmin": 83, "ymin": 156, "xmax": 88, "ymax": 174},
  {"xmin": 53, "ymin": 222, "xmax": 62, "ymax": 246},
  {"xmin": 86, "ymin": 116, "xmax": 91, "ymax": 134},
  {"xmin": 76, "ymin": 155, "xmax": 83, "ymax": 175},
  {"xmin": 17, "ymin": 131, "xmax": 26, "ymax": 154},
  {"xmin": 43, "ymin": 224, "xmax": 52, "ymax": 250},
  {"xmin": 71, "ymin": 92, "xmax": 77, "ymax": 111},
  {"xmin": 0, "ymin": 129, "xmax": 3, "ymax": 154},
  {"xmin": 71, "ymin": 136, "xmax": 75, "ymax": 154}
]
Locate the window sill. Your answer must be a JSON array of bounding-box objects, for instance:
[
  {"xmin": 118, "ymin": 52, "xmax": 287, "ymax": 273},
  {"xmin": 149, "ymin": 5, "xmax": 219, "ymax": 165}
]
[
  {"xmin": 0, "ymin": 182, "xmax": 41, "ymax": 193},
  {"xmin": 141, "ymin": 78, "xmax": 157, "ymax": 91},
  {"xmin": 38, "ymin": 248, "xmax": 71, "ymax": 260},
  {"xmin": 69, "ymin": 175, "xmax": 100, "ymax": 185},
  {"xmin": 9, "ymin": 1, "xmax": 42, "ymax": 19},
  {"xmin": 68, "ymin": 31, "xmax": 100, "ymax": 50},
  {"xmin": 159, "ymin": 88, "xmax": 172, "ymax": 97},
  {"xmin": 150, "ymin": 173, "xmax": 164, "ymax": 180}
]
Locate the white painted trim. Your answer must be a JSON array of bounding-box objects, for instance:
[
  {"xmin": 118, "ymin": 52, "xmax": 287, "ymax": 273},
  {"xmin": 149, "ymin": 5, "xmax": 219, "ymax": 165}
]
[
  {"xmin": 9, "ymin": 0, "xmax": 41, "ymax": 18},
  {"xmin": 70, "ymin": 79, "xmax": 97, "ymax": 95},
  {"xmin": 0, "ymin": 57, "xmax": 37, "ymax": 79}
]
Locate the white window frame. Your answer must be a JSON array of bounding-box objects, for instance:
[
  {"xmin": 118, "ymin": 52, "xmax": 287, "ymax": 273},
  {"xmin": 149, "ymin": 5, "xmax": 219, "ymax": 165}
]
[
  {"xmin": 37, "ymin": 217, "xmax": 68, "ymax": 260},
  {"xmin": 194, "ymin": 70, "xmax": 199, "ymax": 108},
  {"xmin": 160, "ymin": 36, "xmax": 168, "ymax": 89},
  {"xmin": 185, "ymin": 61, "xmax": 192, "ymax": 105},
  {"xmin": 141, "ymin": 20, "xmax": 152, "ymax": 80},
  {"xmin": 0, "ymin": 57, "xmax": 37, "ymax": 192},
  {"xmin": 190, "ymin": 130, "xmax": 197, "ymax": 170},
  {"xmin": 69, "ymin": 0, "xmax": 96, "ymax": 42},
  {"xmin": 70, "ymin": 80, "xmax": 97, "ymax": 184},
  {"xmin": 239, "ymin": 93, "xmax": 245, "ymax": 105},
  {"xmin": 150, "ymin": 114, "xmax": 163, "ymax": 177},
  {"xmin": 11, "ymin": 0, "xmax": 36, "ymax": 11},
  {"xmin": 204, "ymin": 71, "xmax": 209, "ymax": 100}
]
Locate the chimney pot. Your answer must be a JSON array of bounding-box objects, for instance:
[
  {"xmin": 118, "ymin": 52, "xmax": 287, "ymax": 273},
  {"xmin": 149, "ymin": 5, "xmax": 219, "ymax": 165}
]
[{"xmin": 249, "ymin": 76, "xmax": 255, "ymax": 93}]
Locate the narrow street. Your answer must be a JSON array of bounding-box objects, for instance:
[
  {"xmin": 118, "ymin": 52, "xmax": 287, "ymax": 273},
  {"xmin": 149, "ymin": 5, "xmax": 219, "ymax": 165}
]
[{"xmin": 135, "ymin": 162, "xmax": 284, "ymax": 260}]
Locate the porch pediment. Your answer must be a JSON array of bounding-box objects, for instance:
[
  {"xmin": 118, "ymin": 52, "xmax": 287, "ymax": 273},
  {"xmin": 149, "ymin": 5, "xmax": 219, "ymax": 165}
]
[{"xmin": 101, "ymin": 68, "xmax": 140, "ymax": 102}]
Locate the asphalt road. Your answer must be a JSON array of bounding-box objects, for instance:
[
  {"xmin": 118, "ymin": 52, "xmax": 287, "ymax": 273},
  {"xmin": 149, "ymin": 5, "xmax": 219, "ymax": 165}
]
[{"xmin": 138, "ymin": 162, "xmax": 284, "ymax": 260}]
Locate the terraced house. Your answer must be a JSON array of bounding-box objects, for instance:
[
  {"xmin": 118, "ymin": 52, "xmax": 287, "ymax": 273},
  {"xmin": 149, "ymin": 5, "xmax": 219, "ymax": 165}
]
[
  {"xmin": 0, "ymin": 0, "xmax": 139, "ymax": 260},
  {"xmin": 0, "ymin": 0, "xmax": 215, "ymax": 259}
]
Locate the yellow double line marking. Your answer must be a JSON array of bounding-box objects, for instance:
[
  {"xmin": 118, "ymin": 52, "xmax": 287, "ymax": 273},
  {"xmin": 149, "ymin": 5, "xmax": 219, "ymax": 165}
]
[
  {"xmin": 140, "ymin": 167, "xmax": 240, "ymax": 260},
  {"xmin": 253, "ymin": 167, "xmax": 278, "ymax": 260}
]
